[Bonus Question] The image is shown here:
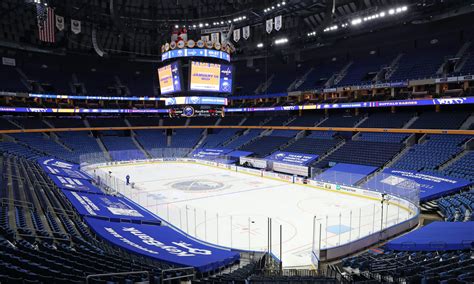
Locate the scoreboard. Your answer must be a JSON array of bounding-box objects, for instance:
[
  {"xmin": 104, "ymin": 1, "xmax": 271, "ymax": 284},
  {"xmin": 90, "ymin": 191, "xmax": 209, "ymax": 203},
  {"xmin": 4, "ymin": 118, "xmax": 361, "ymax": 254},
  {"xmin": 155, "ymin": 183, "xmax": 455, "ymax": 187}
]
[
  {"xmin": 157, "ymin": 61, "xmax": 183, "ymax": 95},
  {"xmin": 189, "ymin": 61, "xmax": 233, "ymax": 93}
]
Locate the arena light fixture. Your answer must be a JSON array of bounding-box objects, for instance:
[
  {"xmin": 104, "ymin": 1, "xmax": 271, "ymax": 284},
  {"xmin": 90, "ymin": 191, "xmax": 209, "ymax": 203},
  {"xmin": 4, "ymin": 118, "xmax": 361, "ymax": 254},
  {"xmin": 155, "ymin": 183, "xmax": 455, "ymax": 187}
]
[
  {"xmin": 323, "ymin": 25, "xmax": 338, "ymax": 32},
  {"xmin": 264, "ymin": 1, "xmax": 286, "ymax": 13},
  {"xmin": 351, "ymin": 18, "xmax": 362, "ymax": 25},
  {"xmin": 210, "ymin": 15, "xmax": 246, "ymax": 27},
  {"xmin": 257, "ymin": 43, "xmax": 264, "ymax": 48},
  {"xmin": 274, "ymin": 38, "xmax": 288, "ymax": 45},
  {"xmin": 351, "ymin": 6, "xmax": 408, "ymax": 27}
]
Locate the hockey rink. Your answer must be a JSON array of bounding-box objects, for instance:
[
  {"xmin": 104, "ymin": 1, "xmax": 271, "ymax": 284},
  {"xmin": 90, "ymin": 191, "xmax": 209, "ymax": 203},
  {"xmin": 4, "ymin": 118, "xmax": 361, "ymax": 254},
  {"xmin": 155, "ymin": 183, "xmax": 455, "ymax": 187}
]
[{"xmin": 100, "ymin": 161, "xmax": 412, "ymax": 267}]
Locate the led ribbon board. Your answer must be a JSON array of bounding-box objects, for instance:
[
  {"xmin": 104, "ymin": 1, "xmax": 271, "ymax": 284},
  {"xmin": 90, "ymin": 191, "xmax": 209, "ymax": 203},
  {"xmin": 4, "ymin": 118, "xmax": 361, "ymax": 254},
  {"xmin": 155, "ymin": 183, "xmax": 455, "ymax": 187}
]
[
  {"xmin": 162, "ymin": 48, "xmax": 231, "ymax": 62},
  {"xmin": 225, "ymin": 97, "xmax": 474, "ymax": 112},
  {"xmin": 164, "ymin": 96, "xmax": 228, "ymax": 106},
  {"xmin": 29, "ymin": 93, "xmax": 164, "ymax": 101},
  {"xmin": 1, "ymin": 97, "xmax": 473, "ymax": 114}
]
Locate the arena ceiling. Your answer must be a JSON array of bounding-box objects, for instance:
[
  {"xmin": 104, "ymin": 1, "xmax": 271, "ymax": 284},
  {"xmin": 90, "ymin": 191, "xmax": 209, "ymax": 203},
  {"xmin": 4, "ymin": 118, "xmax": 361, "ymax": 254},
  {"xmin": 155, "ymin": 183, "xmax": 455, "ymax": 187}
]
[
  {"xmin": 2, "ymin": 0, "xmax": 473, "ymax": 57},
  {"xmin": 48, "ymin": 0, "xmax": 470, "ymax": 26}
]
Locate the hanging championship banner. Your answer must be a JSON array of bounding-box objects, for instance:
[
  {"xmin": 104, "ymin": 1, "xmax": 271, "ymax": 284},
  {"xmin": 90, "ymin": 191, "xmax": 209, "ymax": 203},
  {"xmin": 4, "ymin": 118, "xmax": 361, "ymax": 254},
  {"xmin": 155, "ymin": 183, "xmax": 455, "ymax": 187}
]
[
  {"xmin": 274, "ymin": 15, "xmax": 282, "ymax": 31},
  {"xmin": 55, "ymin": 15, "xmax": 64, "ymax": 31},
  {"xmin": 242, "ymin": 26, "xmax": 250, "ymax": 39},
  {"xmin": 71, "ymin": 19, "xmax": 81, "ymax": 34},
  {"xmin": 266, "ymin": 19, "xmax": 273, "ymax": 34},
  {"xmin": 210, "ymin": 33, "xmax": 219, "ymax": 43},
  {"xmin": 220, "ymin": 31, "xmax": 228, "ymax": 44},
  {"xmin": 233, "ymin": 29, "xmax": 240, "ymax": 42}
]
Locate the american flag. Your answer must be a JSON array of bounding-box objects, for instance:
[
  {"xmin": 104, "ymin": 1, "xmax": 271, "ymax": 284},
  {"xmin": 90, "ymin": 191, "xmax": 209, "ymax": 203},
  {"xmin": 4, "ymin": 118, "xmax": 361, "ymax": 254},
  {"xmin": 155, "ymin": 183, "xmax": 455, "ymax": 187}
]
[{"xmin": 36, "ymin": 4, "xmax": 55, "ymax": 43}]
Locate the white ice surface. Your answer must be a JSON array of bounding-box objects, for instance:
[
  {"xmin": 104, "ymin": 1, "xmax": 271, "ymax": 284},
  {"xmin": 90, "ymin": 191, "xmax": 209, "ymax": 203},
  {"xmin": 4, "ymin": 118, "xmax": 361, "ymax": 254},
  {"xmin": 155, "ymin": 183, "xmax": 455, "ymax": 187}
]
[{"xmin": 102, "ymin": 162, "xmax": 411, "ymax": 267}]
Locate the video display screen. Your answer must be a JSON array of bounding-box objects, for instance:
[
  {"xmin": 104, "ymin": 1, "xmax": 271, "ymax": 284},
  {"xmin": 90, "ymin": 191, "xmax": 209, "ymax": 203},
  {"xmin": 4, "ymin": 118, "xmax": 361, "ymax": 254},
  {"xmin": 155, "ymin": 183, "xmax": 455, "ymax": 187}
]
[
  {"xmin": 189, "ymin": 61, "xmax": 233, "ymax": 93},
  {"xmin": 157, "ymin": 61, "xmax": 182, "ymax": 95}
]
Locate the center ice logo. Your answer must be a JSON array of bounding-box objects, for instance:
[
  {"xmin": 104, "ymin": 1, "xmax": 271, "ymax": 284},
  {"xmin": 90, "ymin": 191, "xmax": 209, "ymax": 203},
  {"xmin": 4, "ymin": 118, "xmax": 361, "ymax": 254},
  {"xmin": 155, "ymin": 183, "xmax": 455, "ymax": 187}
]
[{"xmin": 170, "ymin": 180, "xmax": 225, "ymax": 191}]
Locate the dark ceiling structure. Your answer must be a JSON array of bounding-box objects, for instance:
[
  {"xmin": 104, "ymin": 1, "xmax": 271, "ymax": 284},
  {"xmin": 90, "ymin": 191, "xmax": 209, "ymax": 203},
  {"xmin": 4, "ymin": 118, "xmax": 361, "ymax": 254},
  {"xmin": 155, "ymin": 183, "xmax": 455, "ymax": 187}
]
[{"xmin": 0, "ymin": 0, "xmax": 473, "ymax": 58}]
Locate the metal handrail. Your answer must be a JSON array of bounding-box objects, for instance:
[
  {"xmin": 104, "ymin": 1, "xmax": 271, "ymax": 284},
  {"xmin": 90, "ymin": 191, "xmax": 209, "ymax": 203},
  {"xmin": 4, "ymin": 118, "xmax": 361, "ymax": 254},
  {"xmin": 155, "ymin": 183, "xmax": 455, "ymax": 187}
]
[
  {"xmin": 0, "ymin": 197, "xmax": 33, "ymax": 208},
  {"xmin": 85, "ymin": 270, "xmax": 149, "ymax": 284},
  {"xmin": 160, "ymin": 267, "xmax": 195, "ymax": 283}
]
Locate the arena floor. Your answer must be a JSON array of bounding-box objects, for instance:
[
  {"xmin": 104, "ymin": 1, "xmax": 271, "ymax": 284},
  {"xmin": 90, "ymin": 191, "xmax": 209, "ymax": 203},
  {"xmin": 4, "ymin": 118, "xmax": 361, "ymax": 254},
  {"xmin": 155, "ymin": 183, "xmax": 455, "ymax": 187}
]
[{"xmin": 101, "ymin": 161, "xmax": 411, "ymax": 267}]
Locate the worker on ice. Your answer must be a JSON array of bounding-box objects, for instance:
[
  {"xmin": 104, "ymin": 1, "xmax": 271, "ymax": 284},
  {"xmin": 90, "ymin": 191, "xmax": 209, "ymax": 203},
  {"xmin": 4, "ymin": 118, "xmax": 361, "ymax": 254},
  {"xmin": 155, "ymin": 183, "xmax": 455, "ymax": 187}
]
[{"xmin": 126, "ymin": 174, "xmax": 130, "ymax": 185}]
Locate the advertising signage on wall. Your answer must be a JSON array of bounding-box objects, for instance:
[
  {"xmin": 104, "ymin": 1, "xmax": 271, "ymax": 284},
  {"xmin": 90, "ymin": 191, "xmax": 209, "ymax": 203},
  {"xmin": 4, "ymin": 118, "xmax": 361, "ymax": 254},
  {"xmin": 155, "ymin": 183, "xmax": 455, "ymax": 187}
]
[{"xmin": 265, "ymin": 151, "xmax": 318, "ymax": 166}]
